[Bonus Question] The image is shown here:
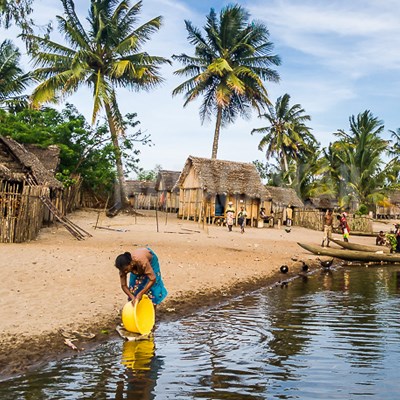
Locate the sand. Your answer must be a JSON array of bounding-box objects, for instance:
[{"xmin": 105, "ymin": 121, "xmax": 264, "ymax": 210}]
[{"xmin": 0, "ymin": 209, "xmax": 386, "ymax": 378}]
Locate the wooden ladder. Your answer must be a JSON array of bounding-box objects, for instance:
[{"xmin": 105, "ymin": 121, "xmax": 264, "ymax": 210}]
[{"xmin": 26, "ymin": 175, "xmax": 92, "ymax": 240}]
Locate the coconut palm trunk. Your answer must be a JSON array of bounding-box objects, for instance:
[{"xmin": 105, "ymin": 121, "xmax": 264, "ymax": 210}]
[
  {"xmin": 104, "ymin": 102, "xmax": 129, "ymax": 206},
  {"xmin": 211, "ymin": 106, "xmax": 223, "ymax": 159},
  {"xmin": 282, "ymin": 151, "xmax": 292, "ymax": 185}
]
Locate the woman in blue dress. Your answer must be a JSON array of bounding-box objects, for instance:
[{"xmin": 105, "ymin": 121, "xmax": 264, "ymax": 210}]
[{"xmin": 115, "ymin": 247, "xmax": 167, "ymax": 306}]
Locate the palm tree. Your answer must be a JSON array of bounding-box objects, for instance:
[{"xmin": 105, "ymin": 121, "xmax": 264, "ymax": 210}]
[
  {"xmin": 23, "ymin": 0, "xmax": 170, "ymax": 206},
  {"xmin": 0, "ymin": 0, "xmax": 33, "ymax": 31},
  {"xmin": 172, "ymin": 4, "xmax": 280, "ymax": 159},
  {"xmin": 0, "ymin": 39, "xmax": 32, "ymax": 111},
  {"xmin": 251, "ymin": 93, "xmax": 316, "ymax": 185},
  {"xmin": 332, "ymin": 110, "xmax": 388, "ymax": 207}
]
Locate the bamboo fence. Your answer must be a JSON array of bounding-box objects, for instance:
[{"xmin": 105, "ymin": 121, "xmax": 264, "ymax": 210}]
[{"xmin": 0, "ymin": 183, "xmax": 48, "ymax": 243}]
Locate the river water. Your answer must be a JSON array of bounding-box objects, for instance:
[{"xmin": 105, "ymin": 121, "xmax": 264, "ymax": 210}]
[{"xmin": 1, "ymin": 265, "xmax": 400, "ymax": 399}]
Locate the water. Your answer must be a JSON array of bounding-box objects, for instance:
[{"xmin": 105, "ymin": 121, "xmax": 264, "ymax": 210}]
[{"xmin": 1, "ymin": 265, "xmax": 400, "ymax": 399}]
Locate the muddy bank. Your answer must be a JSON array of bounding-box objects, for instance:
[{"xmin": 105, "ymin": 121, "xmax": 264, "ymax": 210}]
[{"xmin": 1, "ymin": 209, "xmax": 355, "ymax": 380}]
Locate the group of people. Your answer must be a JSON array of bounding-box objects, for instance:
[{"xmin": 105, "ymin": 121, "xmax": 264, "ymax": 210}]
[
  {"xmin": 322, "ymin": 209, "xmax": 350, "ymax": 247},
  {"xmin": 380, "ymin": 224, "xmax": 400, "ymax": 252},
  {"xmin": 225, "ymin": 201, "xmax": 247, "ymax": 233}
]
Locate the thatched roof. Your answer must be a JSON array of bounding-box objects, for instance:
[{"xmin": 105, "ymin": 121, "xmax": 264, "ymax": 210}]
[
  {"xmin": 265, "ymin": 186, "xmax": 304, "ymax": 208},
  {"xmin": 176, "ymin": 156, "xmax": 270, "ymax": 199},
  {"xmin": 386, "ymin": 190, "xmax": 400, "ymax": 205},
  {"xmin": 155, "ymin": 170, "xmax": 180, "ymax": 192},
  {"xmin": 304, "ymin": 195, "xmax": 338, "ymax": 210},
  {"xmin": 125, "ymin": 180, "xmax": 157, "ymax": 196},
  {"xmin": 0, "ymin": 136, "xmax": 62, "ymax": 188},
  {"xmin": 25, "ymin": 144, "xmax": 60, "ymax": 174}
]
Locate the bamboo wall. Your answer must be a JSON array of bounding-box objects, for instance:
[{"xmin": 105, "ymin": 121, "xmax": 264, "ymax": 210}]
[
  {"xmin": 159, "ymin": 191, "xmax": 179, "ymax": 212},
  {"xmin": 177, "ymin": 189, "xmax": 263, "ymax": 226},
  {"xmin": 0, "ymin": 182, "xmax": 48, "ymax": 243},
  {"xmin": 294, "ymin": 209, "xmax": 373, "ymax": 233},
  {"xmin": 128, "ymin": 193, "xmax": 158, "ymax": 210},
  {"xmin": 376, "ymin": 205, "xmax": 400, "ymax": 219}
]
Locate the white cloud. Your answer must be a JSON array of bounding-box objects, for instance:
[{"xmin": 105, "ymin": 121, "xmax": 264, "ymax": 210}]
[{"xmin": 2, "ymin": 0, "xmax": 400, "ymax": 173}]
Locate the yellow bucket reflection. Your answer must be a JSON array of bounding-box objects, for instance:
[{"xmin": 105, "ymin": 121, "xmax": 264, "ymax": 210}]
[
  {"xmin": 121, "ymin": 338, "xmax": 155, "ymax": 371},
  {"xmin": 121, "ymin": 294, "xmax": 155, "ymax": 335}
]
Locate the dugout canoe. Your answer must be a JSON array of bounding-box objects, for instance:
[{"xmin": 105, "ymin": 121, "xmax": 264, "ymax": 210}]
[
  {"xmin": 330, "ymin": 238, "xmax": 390, "ymax": 253},
  {"xmin": 297, "ymin": 242, "xmax": 400, "ymax": 263}
]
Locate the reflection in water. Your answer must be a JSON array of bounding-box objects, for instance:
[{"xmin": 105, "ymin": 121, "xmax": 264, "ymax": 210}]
[
  {"xmin": 0, "ymin": 265, "xmax": 399, "ymax": 399},
  {"xmin": 116, "ymin": 338, "xmax": 164, "ymax": 400},
  {"xmin": 121, "ymin": 339, "xmax": 155, "ymax": 371}
]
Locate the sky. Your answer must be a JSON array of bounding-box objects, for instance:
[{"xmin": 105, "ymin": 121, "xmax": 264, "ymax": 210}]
[{"xmin": 2, "ymin": 0, "xmax": 400, "ymax": 177}]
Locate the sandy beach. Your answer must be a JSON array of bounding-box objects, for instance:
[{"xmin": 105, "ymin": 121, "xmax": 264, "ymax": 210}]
[{"xmin": 0, "ymin": 209, "xmax": 385, "ymax": 378}]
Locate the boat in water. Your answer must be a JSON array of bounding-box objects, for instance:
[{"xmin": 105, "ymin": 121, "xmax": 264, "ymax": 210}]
[
  {"xmin": 330, "ymin": 238, "xmax": 390, "ymax": 253},
  {"xmin": 297, "ymin": 242, "xmax": 400, "ymax": 263}
]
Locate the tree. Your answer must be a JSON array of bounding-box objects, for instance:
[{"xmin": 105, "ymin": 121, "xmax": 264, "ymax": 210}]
[
  {"xmin": 0, "ymin": 104, "xmax": 150, "ymax": 196},
  {"xmin": 330, "ymin": 110, "xmax": 388, "ymax": 207},
  {"xmin": 0, "ymin": 0, "xmax": 33, "ymax": 32},
  {"xmin": 23, "ymin": 0, "xmax": 170, "ymax": 207},
  {"xmin": 383, "ymin": 128, "xmax": 400, "ymax": 187},
  {"xmin": 0, "ymin": 40, "xmax": 33, "ymax": 111},
  {"xmin": 136, "ymin": 164, "xmax": 162, "ymax": 181},
  {"xmin": 252, "ymin": 93, "xmax": 316, "ymax": 185},
  {"xmin": 172, "ymin": 4, "xmax": 280, "ymax": 159}
]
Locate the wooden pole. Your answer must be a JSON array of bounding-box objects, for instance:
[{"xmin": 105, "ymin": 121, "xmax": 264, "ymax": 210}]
[{"xmin": 155, "ymin": 193, "xmax": 159, "ymax": 232}]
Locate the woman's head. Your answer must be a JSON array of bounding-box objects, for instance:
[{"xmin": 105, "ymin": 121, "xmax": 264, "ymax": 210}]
[{"xmin": 115, "ymin": 252, "xmax": 132, "ymax": 272}]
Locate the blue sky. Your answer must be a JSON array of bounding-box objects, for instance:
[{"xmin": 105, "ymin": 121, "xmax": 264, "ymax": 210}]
[{"xmin": 2, "ymin": 0, "xmax": 400, "ymax": 176}]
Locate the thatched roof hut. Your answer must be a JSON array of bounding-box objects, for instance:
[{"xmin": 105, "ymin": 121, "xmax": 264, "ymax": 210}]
[
  {"xmin": 176, "ymin": 156, "xmax": 269, "ymax": 198},
  {"xmin": 155, "ymin": 170, "xmax": 180, "ymax": 212},
  {"xmin": 25, "ymin": 144, "xmax": 60, "ymax": 174},
  {"xmin": 0, "ymin": 136, "xmax": 62, "ymax": 188},
  {"xmin": 176, "ymin": 156, "xmax": 270, "ymax": 224},
  {"xmin": 304, "ymin": 195, "xmax": 338, "ymax": 210},
  {"xmin": 376, "ymin": 190, "xmax": 400, "ymax": 219},
  {"xmin": 125, "ymin": 180, "xmax": 157, "ymax": 210},
  {"xmin": 126, "ymin": 180, "xmax": 157, "ymax": 196},
  {"xmin": 155, "ymin": 170, "xmax": 180, "ymax": 192},
  {"xmin": 265, "ymin": 186, "xmax": 304, "ymax": 208}
]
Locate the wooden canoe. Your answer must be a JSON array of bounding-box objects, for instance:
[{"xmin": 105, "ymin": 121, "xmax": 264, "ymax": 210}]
[
  {"xmin": 330, "ymin": 238, "xmax": 390, "ymax": 253},
  {"xmin": 297, "ymin": 242, "xmax": 400, "ymax": 263}
]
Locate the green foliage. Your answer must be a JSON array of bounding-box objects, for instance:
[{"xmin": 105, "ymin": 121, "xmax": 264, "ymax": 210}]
[
  {"xmin": 0, "ymin": 105, "xmax": 149, "ymax": 196},
  {"xmin": 357, "ymin": 204, "xmax": 368, "ymax": 215},
  {"xmin": 327, "ymin": 110, "xmax": 389, "ymax": 208},
  {"xmin": 385, "ymin": 233, "xmax": 397, "ymax": 252},
  {"xmin": 22, "ymin": 0, "xmax": 170, "ymax": 205},
  {"xmin": 136, "ymin": 164, "xmax": 162, "ymax": 181},
  {"xmin": 173, "ymin": 4, "xmax": 280, "ymax": 158},
  {"xmin": 0, "ymin": 0, "xmax": 33, "ymax": 30},
  {"xmin": 252, "ymin": 93, "xmax": 318, "ymax": 187},
  {"xmin": 0, "ymin": 39, "xmax": 33, "ymax": 110}
]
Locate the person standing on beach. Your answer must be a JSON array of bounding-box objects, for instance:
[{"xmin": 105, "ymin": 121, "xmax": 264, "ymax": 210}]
[
  {"xmin": 338, "ymin": 212, "xmax": 350, "ymax": 242},
  {"xmin": 115, "ymin": 248, "xmax": 167, "ymax": 306},
  {"xmin": 225, "ymin": 201, "xmax": 235, "ymax": 232},
  {"xmin": 237, "ymin": 203, "xmax": 248, "ymax": 234},
  {"xmin": 286, "ymin": 205, "xmax": 293, "ymax": 227},
  {"xmin": 322, "ymin": 209, "xmax": 333, "ymax": 247}
]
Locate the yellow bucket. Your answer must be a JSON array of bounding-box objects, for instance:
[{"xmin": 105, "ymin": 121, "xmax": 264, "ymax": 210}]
[
  {"xmin": 121, "ymin": 339, "xmax": 155, "ymax": 371},
  {"xmin": 121, "ymin": 294, "xmax": 155, "ymax": 335}
]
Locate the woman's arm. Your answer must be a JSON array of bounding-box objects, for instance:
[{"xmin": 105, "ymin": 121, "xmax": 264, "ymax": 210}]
[
  {"xmin": 134, "ymin": 259, "xmax": 156, "ymax": 302},
  {"xmin": 119, "ymin": 272, "xmax": 135, "ymax": 301}
]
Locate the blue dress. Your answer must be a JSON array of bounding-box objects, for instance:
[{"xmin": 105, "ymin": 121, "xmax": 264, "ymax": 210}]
[{"xmin": 128, "ymin": 248, "xmax": 168, "ymax": 305}]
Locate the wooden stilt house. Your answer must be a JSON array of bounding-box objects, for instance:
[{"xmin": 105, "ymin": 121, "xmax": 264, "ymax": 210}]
[
  {"xmin": 155, "ymin": 170, "xmax": 180, "ymax": 212},
  {"xmin": 125, "ymin": 180, "xmax": 158, "ymax": 210},
  {"xmin": 175, "ymin": 156, "xmax": 270, "ymax": 225},
  {"xmin": 0, "ymin": 136, "xmax": 63, "ymax": 243},
  {"xmin": 265, "ymin": 186, "xmax": 304, "ymax": 225}
]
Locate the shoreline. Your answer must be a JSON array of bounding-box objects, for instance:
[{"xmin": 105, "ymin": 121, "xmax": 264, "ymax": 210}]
[
  {"xmin": 1, "ymin": 209, "xmax": 381, "ymax": 380},
  {"xmin": 0, "ymin": 264, "xmax": 318, "ymax": 380}
]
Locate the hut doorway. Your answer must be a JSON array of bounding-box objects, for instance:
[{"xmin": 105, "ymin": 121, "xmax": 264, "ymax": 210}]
[{"xmin": 215, "ymin": 194, "xmax": 226, "ymax": 216}]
